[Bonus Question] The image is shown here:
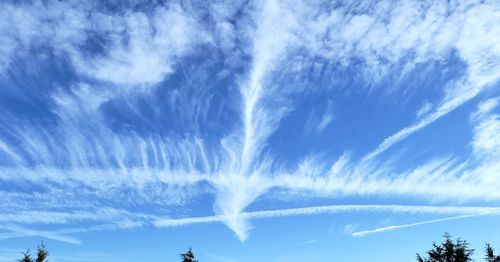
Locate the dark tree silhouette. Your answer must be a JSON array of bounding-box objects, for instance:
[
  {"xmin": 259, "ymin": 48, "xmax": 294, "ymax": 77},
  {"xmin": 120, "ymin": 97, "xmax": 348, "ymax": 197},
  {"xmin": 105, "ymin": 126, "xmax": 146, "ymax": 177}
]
[
  {"xmin": 17, "ymin": 250, "xmax": 34, "ymax": 262},
  {"xmin": 485, "ymin": 243, "xmax": 500, "ymax": 262},
  {"xmin": 417, "ymin": 233, "xmax": 474, "ymax": 262},
  {"xmin": 180, "ymin": 248, "xmax": 198, "ymax": 262},
  {"xmin": 17, "ymin": 242, "xmax": 49, "ymax": 262},
  {"xmin": 36, "ymin": 242, "xmax": 49, "ymax": 262}
]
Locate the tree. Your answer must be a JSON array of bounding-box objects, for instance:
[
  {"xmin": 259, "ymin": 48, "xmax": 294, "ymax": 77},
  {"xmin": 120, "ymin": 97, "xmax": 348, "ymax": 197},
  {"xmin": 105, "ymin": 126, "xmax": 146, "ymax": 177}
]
[
  {"xmin": 17, "ymin": 250, "xmax": 33, "ymax": 262},
  {"xmin": 485, "ymin": 243, "xmax": 500, "ymax": 262},
  {"xmin": 36, "ymin": 242, "xmax": 49, "ymax": 262},
  {"xmin": 180, "ymin": 248, "xmax": 198, "ymax": 262},
  {"xmin": 417, "ymin": 233, "xmax": 474, "ymax": 262},
  {"xmin": 17, "ymin": 242, "xmax": 49, "ymax": 262}
]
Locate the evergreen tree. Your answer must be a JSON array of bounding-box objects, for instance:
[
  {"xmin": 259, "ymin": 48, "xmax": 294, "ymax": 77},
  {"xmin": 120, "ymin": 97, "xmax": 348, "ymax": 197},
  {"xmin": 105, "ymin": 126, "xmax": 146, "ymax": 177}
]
[
  {"xmin": 485, "ymin": 243, "xmax": 500, "ymax": 262},
  {"xmin": 36, "ymin": 242, "xmax": 49, "ymax": 262},
  {"xmin": 17, "ymin": 250, "xmax": 33, "ymax": 262},
  {"xmin": 17, "ymin": 242, "xmax": 49, "ymax": 262},
  {"xmin": 180, "ymin": 248, "xmax": 198, "ymax": 262},
  {"xmin": 417, "ymin": 233, "xmax": 474, "ymax": 262}
]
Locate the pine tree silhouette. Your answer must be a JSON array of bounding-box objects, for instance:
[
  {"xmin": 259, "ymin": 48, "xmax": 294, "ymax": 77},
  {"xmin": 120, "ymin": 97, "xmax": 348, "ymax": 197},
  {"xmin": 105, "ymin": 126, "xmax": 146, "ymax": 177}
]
[
  {"xmin": 17, "ymin": 242, "xmax": 49, "ymax": 262},
  {"xmin": 36, "ymin": 242, "xmax": 49, "ymax": 262},
  {"xmin": 17, "ymin": 250, "xmax": 33, "ymax": 262},
  {"xmin": 417, "ymin": 233, "xmax": 474, "ymax": 262},
  {"xmin": 485, "ymin": 243, "xmax": 500, "ymax": 262},
  {"xmin": 180, "ymin": 248, "xmax": 198, "ymax": 262}
]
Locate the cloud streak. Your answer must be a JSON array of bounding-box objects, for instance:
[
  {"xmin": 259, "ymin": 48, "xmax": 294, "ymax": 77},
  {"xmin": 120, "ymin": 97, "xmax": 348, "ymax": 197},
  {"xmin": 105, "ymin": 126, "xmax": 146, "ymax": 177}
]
[
  {"xmin": 0, "ymin": 225, "xmax": 81, "ymax": 245},
  {"xmin": 0, "ymin": 0, "xmax": 498, "ymax": 242},
  {"xmin": 154, "ymin": 204, "xmax": 500, "ymax": 228},
  {"xmin": 351, "ymin": 215, "xmax": 479, "ymax": 237},
  {"xmin": 362, "ymin": 81, "xmax": 483, "ymax": 161}
]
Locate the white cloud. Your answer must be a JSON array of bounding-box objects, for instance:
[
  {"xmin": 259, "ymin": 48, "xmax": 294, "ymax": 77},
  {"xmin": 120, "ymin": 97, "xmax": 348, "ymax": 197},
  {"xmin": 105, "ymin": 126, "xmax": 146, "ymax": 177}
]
[
  {"xmin": 269, "ymin": 96, "xmax": 500, "ymax": 203},
  {"xmin": 75, "ymin": 5, "xmax": 204, "ymax": 85},
  {"xmin": 154, "ymin": 204, "xmax": 500, "ymax": 228},
  {"xmin": 211, "ymin": 0, "xmax": 305, "ymax": 239},
  {"xmin": 211, "ymin": 173, "xmax": 273, "ymax": 240},
  {"xmin": 0, "ymin": 0, "xmax": 499, "ymax": 242},
  {"xmin": 317, "ymin": 112, "xmax": 334, "ymax": 133},
  {"xmin": 362, "ymin": 80, "xmax": 483, "ymax": 161},
  {"xmin": 416, "ymin": 101, "xmax": 433, "ymax": 118},
  {"xmin": 0, "ymin": 1, "xmax": 207, "ymax": 86},
  {"xmin": 470, "ymin": 97, "xmax": 500, "ymax": 157},
  {"xmin": 305, "ymin": 100, "xmax": 335, "ymax": 134},
  {"xmin": 0, "ymin": 225, "xmax": 81, "ymax": 245},
  {"xmin": 239, "ymin": 0, "xmax": 300, "ymax": 173},
  {"xmin": 291, "ymin": 0, "xmax": 500, "ymax": 162},
  {"xmin": 351, "ymin": 214, "xmax": 478, "ymax": 237}
]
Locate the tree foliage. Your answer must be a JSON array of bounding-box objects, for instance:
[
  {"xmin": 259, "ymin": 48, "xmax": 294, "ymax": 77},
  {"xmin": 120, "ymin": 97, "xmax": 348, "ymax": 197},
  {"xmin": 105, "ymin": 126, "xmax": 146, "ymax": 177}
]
[
  {"xmin": 17, "ymin": 242, "xmax": 49, "ymax": 262},
  {"xmin": 485, "ymin": 243, "xmax": 500, "ymax": 262},
  {"xmin": 417, "ymin": 233, "xmax": 474, "ymax": 262},
  {"xmin": 180, "ymin": 248, "xmax": 198, "ymax": 262},
  {"xmin": 17, "ymin": 250, "xmax": 34, "ymax": 262},
  {"xmin": 36, "ymin": 242, "xmax": 49, "ymax": 262}
]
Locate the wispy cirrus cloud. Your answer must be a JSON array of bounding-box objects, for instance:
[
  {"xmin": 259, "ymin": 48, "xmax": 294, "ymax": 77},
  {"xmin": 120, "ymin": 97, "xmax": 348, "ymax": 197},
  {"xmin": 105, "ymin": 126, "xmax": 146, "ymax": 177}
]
[
  {"xmin": 0, "ymin": 1, "xmax": 209, "ymax": 86},
  {"xmin": 0, "ymin": 224, "xmax": 81, "ymax": 245},
  {"xmin": 0, "ymin": 0, "xmax": 498, "ymax": 243}
]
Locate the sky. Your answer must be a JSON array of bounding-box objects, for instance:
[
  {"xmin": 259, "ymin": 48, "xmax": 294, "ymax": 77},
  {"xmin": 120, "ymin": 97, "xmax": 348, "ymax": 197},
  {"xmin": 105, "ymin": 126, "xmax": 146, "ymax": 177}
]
[{"xmin": 0, "ymin": 0, "xmax": 499, "ymax": 261}]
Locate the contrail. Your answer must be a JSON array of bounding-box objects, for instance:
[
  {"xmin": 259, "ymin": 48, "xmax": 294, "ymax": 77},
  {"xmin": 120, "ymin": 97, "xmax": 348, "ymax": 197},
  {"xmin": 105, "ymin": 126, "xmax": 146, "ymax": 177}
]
[
  {"xmin": 362, "ymin": 84, "xmax": 482, "ymax": 162},
  {"xmin": 153, "ymin": 204, "xmax": 500, "ymax": 227},
  {"xmin": 351, "ymin": 214, "xmax": 478, "ymax": 237}
]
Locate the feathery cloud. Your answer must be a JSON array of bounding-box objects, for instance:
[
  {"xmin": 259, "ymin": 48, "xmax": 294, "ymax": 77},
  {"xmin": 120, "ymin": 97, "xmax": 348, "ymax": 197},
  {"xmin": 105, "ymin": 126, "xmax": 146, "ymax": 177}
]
[{"xmin": 0, "ymin": 0, "xmax": 498, "ymax": 242}]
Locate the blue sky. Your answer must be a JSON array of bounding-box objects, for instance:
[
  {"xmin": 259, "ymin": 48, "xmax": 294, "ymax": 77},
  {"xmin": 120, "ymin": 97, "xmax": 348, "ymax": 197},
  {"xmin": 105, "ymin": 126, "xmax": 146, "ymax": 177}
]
[{"xmin": 0, "ymin": 0, "xmax": 499, "ymax": 261}]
